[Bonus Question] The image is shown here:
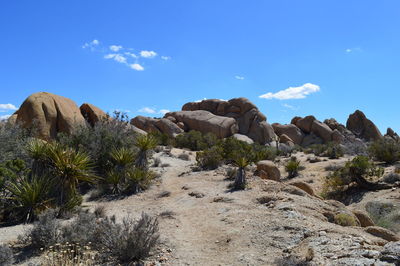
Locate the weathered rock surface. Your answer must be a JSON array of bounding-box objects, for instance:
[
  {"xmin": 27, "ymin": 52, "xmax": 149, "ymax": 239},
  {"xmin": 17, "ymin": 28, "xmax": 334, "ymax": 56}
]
[
  {"xmin": 311, "ymin": 120, "xmax": 333, "ymax": 143},
  {"xmin": 295, "ymin": 115, "xmax": 316, "ymax": 133},
  {"xmin": 347, "ymin": 110, "xmax": 383, "ymax": 141},
  {"xmin": 15, "ymin": 92, "xmax": 86, "ymax": 139},
  {"xmin": 131, "ymin": 115, "xmax": 160, "ymax": 133},
  {"xmin": 257, "ymin": 160, "xmax": 281, "ymax": 181},
  {"xmin": 288, "ymin": 181, "xmax": 315, "ymax": 196},
  {"xmin": 166, "ymin": 110, "xmax": 238, "ymax": 138},
  {"xmin": 232, "ymin": 134, "xmax": 254, "ymax": 144},
  {"xmin": 155, "ymin": 118, "xmax": 184, "ymax": 138},
  {"xmin": 272, "ymin": 123, "xmax": 304, "ymax": 145},
  {"xmin": 352, "ymin": 210, "xmax": 375, "ymax": 227},
  {"xmin": 365, "ymin": 226, "xmax": 400, "ymax": 242},
  {"xmin": 182, "ymin": 98, "xmax": 276, "ymax": 144},
  {"xmin": 80, "ymin": 103, "xmax": 108, "ymax": 126}
]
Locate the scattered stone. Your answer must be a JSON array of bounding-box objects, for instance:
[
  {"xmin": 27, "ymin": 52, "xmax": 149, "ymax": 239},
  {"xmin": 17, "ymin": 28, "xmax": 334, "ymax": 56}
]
[
  {"xmin": 352, "ymin": 210, "xmax": 375, "ymax": 227},
  {"xmin": 288, "ymin": 182, "xmax": 315, "ymax": 196},
  {"xmin": 188, "ymin": 191, "xmax": 205, "ymax": 198},
  {"xmin": 257, "ymin": 160, "xmax": 281, "ymax": 181}
]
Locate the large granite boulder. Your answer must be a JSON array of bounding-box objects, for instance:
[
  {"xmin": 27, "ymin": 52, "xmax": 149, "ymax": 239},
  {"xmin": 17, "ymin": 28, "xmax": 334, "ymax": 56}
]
[
  {"xmin": 346, "ymin": 110, "xmax": 382, "ymax": 141},
  {"xmin": 165, "ymin": 110, "xmax": 238, "ymax": 138},
  {"xmin": 181, "ymin": 98, "xmax": 276, "ymax": 144},
  {"xmin": 130, "ymin": 116, "xmax": 161, "ymax": 133},
  {"xmin": 155, "ymin": 118, "xmax": 184, "ymax": 138},
  {"xmin": 80, "ymin": 103, "xmax": 108, "ymax": 127},
  {"xmin": 257, "ymin": 160, "xmax": 281, "ymax": 181},
  {"xmin": 272, "ymin": 123, "xmax": 304, "ymax": 145},
  {"xmin": 295, "ymin": 115, "xmax": 316, "ymax": 133},
  {"xmin": 311, "ymin": 120, "xmax": 333, "ymax": 143},
  {"xmin": 15, "ymin": 92, "xmax": 86, "ymax": 139}
]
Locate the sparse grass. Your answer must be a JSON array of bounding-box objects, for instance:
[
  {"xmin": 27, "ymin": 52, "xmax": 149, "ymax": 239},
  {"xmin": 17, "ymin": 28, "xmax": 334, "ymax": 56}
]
[
  {"xmin": 334, "ymin": 213, "xmax": 358, "ymax": 226},
  {"xmin": 42, "ymin": 243, "xmax": 96, "ymax": 266}
]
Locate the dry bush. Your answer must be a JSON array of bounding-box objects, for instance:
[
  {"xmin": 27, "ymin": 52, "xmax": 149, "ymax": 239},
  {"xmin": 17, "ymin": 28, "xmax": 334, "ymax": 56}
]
[
  {"xmin": 178, "ymin": 153, "xmax": 190, "ymax": 161},
  {"xmin": 0, "ymin": 244, "xmax": 14, "ymax": 266},
  {"xmin": 334, "ymin": 213, "xmax": 358, "ymax": 226},
  {"xmin": 42, "ymin": 243, "xmax": 96, "ymax": 266}
]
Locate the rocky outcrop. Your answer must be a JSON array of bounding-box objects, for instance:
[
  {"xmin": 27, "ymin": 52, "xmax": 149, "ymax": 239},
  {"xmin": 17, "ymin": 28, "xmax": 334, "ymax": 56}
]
[
  {"xmin": 181, "ymin": 98, "xmax": 276, "ymax": 144},
  {"xmin": 272, "ymin": 123, "xmax": 304, "ymax": 145},
  {"xmin": 131, "ymin": 116, "xmax": 160, "ymax": 133},
  {"xmin": 385, "ymin": 128, "xmax": 399, "ymax": 140},
  {"xmin": 155, "ymin": 118, "xmax": 184, "ymax": 138},
  {"xmin": 295, "ymin": 115, "xmax": 316, "ymax": 133},
  {"xmin": 15, "ymin": 92, "xmax": 86, "ymax": 139},
  {"xmin": 352, "ymin": 210, "xmax": 375, "ymax": 227},
  {"xmin": 346, "ymin": 110, "xmax": 382, "ymax": 141},
  {"xmin": 365, "ymin": 226, "xmax": 400, "ymax": 242},
  {"xmin": 165, "ymin": 111, "xmax": 237, "ymax": 138},
  {"xmin": 233, "ymin": 134, "xmax": 254, "ymax": 144},
  {"xmin": 311, "ymin": 120, "xmax": 333, "ymax": 143},
  {"xmin": 80, "ymin": 103, "xmax": 108, "ymax": 126}
]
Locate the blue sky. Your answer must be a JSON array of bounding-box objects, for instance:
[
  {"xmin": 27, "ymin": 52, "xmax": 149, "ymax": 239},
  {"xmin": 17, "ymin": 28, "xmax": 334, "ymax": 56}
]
[{"xmin": 1, "ymin": 1, "xmax": 399, "ymax": 133}]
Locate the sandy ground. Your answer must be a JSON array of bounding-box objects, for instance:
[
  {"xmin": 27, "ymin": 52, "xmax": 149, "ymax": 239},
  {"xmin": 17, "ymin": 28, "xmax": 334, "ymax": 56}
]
[{"xmin": 1, "ymin": 149, "xmax": 398, "ymax": 265}]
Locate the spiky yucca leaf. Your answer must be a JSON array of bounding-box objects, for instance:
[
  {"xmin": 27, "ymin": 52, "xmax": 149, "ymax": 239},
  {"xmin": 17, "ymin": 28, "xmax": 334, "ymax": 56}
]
[
  {"xmin": 134, "ymin": 135, "xmax": 157, "ymax": 170},
  {"xmin": 110, "ymin": 147, "xmax": 135, "ymax": 168}
]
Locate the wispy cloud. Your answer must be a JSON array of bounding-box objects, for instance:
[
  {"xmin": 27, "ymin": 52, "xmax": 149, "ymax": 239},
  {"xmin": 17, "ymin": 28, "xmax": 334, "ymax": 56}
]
[
  {"xmin": 83, "ymin": 40, "xmax": 169, "ymax": 71},
  {"xmin": 282, "ymin": 103, "xmax": 298, "ymax": 111},
  {"xmin": 0, "ymin": 103, "xmax": 18, "ymax": 111},
  {"xmin": 0, "ymin": 114, "xmax": 11, "ymax": 120},
  {"xmin": 259, "ymin": 83, "xmax": 320, "ymax": 100},
  {"xmin": 345, "ymin": 47, "xmax": 362, "ymax": 53},
  {"xmin": 138, "ymin": 107, "xmax": 169, "ymax": 115},
  {"xmin": 82, "ymin": 39, "xmax": 99, "ymax": 49},
  {"xmin": 235, "ymin": 75, "xmax": 244, "ymax": 80},
  {"xmin": 140, "ymin": 50, "xmax": 157, "ymax": 58},
  {"xmin": 104, "ymin": 54, "xmax": 127, "ymax": 64},
  {"xmin": 109, "ymin": 45, "xmax": 123, "ymax": 52},
  {"xmin": 130, "ymin": 63, "xmax": 144, "ymax": 71}
]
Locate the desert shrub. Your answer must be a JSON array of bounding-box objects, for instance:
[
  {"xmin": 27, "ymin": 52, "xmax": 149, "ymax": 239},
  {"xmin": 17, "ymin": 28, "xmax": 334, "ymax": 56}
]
[
  {"xmin": 305, "ymin": 142, "xmax": 343, "ymax": 159},
  {"xmin": 395, "ymin": 165, "xmax": 400, "ymax": 174},
  {"xmin": 26, "ymin": 209, "xmax": 63, "ymax": 249},
  {"xmin": 334, "ymin": 213, "xmax": 358, "ymax": 226},
  {"xmin": 149, "ymin": 131, "xmax": 171, "ymax": 146},
  {"xmin": 366, "ymin": 201, "xmax": 400, "ymax": 232},
  {"xmin": 178, "ymin": 153, "xmax": 190, "ymax": 161},
  {"xmin": 96, "ymin": 213, "xmax": 159, "ymax": 263},
  {"xmin": 322, "ymin": 156, "xmax": 384, "ymax": 199},
  {"xmin": 58, "ymin": 112, "xmax": 138, "ymax": 175},
  {"xmin": 196, "ymin": 146, "xmax": 224, "ymax": 170},
  {"xmin": 134, "ymin": 134, "xmax": 157, "ymax": 170},
  {"xmin": 285, "ymin": 157, "xmax": 301, "ymax": 178},
  {"xmin": 0, "ymin": 244, "xmax": 14, "ymax": 266},
  {"xmin": 226, "ymin": 167, "xmax": 236, "ymax": 180},
  {"xmin": 153, "ymin": 157, "xmax": 161, "ymax": 167},
  {"xmin": 0, "ymin": 122, "xmax": 34, "ymax": 164},
  {"xmin": 175, "ymin": 130, "xmax": 217, "ymax": 151},
  {"xmin": 369, "ymin": 138, "xmax": 400, "ymax": 164},
  {"xmin": 382, "ymin": 173, "xmax": 400, "ymax": 184}
]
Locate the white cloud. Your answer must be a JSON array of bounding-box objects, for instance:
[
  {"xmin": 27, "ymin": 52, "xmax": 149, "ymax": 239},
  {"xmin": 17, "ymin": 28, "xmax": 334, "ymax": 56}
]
[
  {"xmin": 104, "ymin": 54, "xmax": 127, "ymax": 64},
  {"xmin": 0, "ymin": 114, "xmax": 11, "ymax": 120},
  {"xmin": 0, "ymin": 103, "xmax": 17, "ymax": 111},
  {"xmin": 346, "ymin": 48, "xmax": 352, "ymax": 53},
  {"xmin": 130, "ymin": 63, "xmax": 144, "ymax": 71},
  {"xmin": 345, "ymin": 47, "xmax": 362, "ymax": 53},
  {"xmin": 125, "ymin": 52, "xmax": 137, "ymax": 58},
  {"xmin": 159, "ymin": 109, "xmax": 170, "ymax": 115},
  {"xmin": 110, "ymin": 45, "xmax": 123, "ymax": 52},
  {"xmin": 82, "ymin": 39, "xmax": 100, "ymax": 49},
  {"xmin": 235, "ymin": 75, "xmax": 244, "ymax": 80},
  {"xmin": 139, "ymin": 107, "xmax": 157, "ymax": 114},
  {"xmin": 259, "ymin": 83, "xmax": 320, "ymax": 100},
  {"xmin": 139, "ymin": 107, "xmax": 170, "ymax": 115},
  {"xmin": 282, "ymin": 103, "xmax": 298, "ymax": 110},
  {"xmin": 140, "ymin": 50, "xmax": 157, "ymax": 58},
  {"xmin": 161, "ymin": 56, "xmax": 171, "ymax": 61}
]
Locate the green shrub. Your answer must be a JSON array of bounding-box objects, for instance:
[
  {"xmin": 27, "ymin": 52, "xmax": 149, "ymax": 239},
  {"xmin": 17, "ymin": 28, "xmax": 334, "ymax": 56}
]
[
  {"xmin": 27, "ymin": 209, "xmax": 62, "ymax": 249},
  {"xmin": 368, "ymin": 138, "xmax": 400, "ymax": 164},
  {"xmin": 322, "ymin": 156, "xmax": 384, "ymax": 199},
  {"xmin": 175, "ymin": 130, "xmax": 217, "ymax": 151},
  {"xmin": 196, "ymin": 146, "xmax": 224, "ymax": 170},
  {"xmin": 285, "ymin": 157, "xmax": 301, "ymax": 178},
  {"xmin": 334, "ymin": 213, "xmax": 358, "ymax": 226},
  {"xmin": 305, "ymin": 142, "xmax": 343, "ymax": 159}
]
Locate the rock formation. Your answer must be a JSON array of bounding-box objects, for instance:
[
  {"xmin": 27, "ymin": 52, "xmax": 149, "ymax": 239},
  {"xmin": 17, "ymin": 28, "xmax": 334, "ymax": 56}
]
[
  {"xmin": 80, "ymin": 103, "xmax": 108, "ymax": 127},
  {"xmin": 346, "ymin": 110, "xmax": 382, "ymax": 141},
  {"xmin": 14, "ymin": 92, "xmax": 86, "ymax": 139}
]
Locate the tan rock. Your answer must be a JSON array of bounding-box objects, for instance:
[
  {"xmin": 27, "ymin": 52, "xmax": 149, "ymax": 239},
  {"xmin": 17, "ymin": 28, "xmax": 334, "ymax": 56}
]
[
  {"xmin": 130, "ymin": 116, "xmax": 160, "ymax": 133},
  {"xmin": 272, "ymin": 123, "xmax": 304, "ymax": 145},
  {"xmin": 15, "ymin": 92, "xmax": 86, "ymax": 139},
  {"xmin": 155, "ymin": 118, "xmax": 184, "ymax": 137},
  {"xmin": 166, "ymin": 110, "xmax": 238, "ymax": 138},
  {"xmin": 311, "ymin": 120, "xmax": 333, "ymax": 143},
  {"xmin": 296, "ymin": 115, "xmax": 316, "ymax": 133},
  {"xmin": 80, "ymin": 103, "xmax": 108, "ymax": 127},
  {"xmin": 279, "ymin": 134, "xmax": 294, "ymax": 144},
  {"xmin": 346, "ymin": 110, "xmax": 382, "ymax": 141},
  {"xmin": 331, "ymin": 129, "xmax": 344, "ymax": 143},
  {"xmin": 365, "ymin": 226, "xmax": 400, "ymax": 242},
  {"xmin": 288, "ymin": 181, "xmax": 315, "ymax": 196},
  {"xmin": 233, "ymin": 134, "xmax": 254, "ymax": 144},
  {"xmin": 352, "ymin": 210, "xmax": 375, "ymax": 227},
  {"xmin": 257, "ymin": 160, "xmax": 281, "ymax": 181}
]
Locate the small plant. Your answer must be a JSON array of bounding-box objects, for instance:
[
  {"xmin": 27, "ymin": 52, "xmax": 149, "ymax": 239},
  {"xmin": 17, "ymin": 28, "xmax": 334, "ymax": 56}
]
[
  {"xmin": 0, "ymin": 244, "xmax": 14, "ymax": 266},
  {"xmin": 369, "ymin": 138, "xmax": 400, "ymax": 164},
  {"xmin": 233, "ymin": 157, "xmax": 249, "ymax": 190},
  {"xmin": 285, "ymin": 157, "xmax": 301, "ymax": 178},
  {"xmin": 175, "ymin": 130, "xmax": 217, "ymax": 151},
  {"xmin": 334, "ymin": 213, "xmax": 358, "ymax": 226},
  {"xmin": 153, "ymin": 157, "xmax": 161, "ymax": 167},
  {"xmin": 27, "ymin": 209, "xmax": 62, "ymax": 249},
  {"xmin": 196, "ymin": 146, "xmax": 224, "ymax": 170},
  {"xmin": 42, "ymin": 243, "xmax": 96, "ymax": 266},
  {"xmin": 325, "ymin": 142, "xmax": 344, "ymax": 159},
  {"xmin": 134, "ymin": 134, "xmax": 158, "ymax": 170}
]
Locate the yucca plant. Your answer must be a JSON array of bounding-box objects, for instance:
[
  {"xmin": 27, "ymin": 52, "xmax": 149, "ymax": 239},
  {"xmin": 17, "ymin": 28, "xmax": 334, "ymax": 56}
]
[
  {"xmin": 26, "ymin": 138, "xmax": 51, "ymax": 177},
  {"xmin": 46, "ymin": 143, "xmax": 97, "ymax": 206},
  {"xmin": 126, "ymin": 168, "xmax": 154, "ymax": 194},
  {"xmin": 134, "ymin": 135, "xmax": 157, "ymax": 170},
  {"xmin": 5, "ymin": 176, "xmax": 54, "ymax": 223},
  {"xmin": 106, "ymin": 170, "xmax": 124, "ymax": 194},
  {"xmin": 233, "ymin": 157, "xmax": 249, "ymax": 190},
  {"xmin": 285, "ymin": 157, "xmax": 301, "ymax": 178},
  {"xmin": 110, "ymin": 147, "xmax": 135, "ymax": 169}
]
